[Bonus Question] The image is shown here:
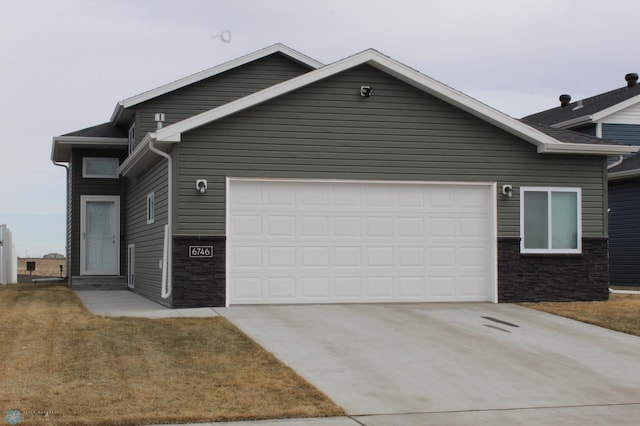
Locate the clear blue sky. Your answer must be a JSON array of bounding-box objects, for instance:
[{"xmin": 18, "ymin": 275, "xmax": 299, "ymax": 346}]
[{"xmin": 2, "ymin": 0, "xmax": 639, "ymax": 257}]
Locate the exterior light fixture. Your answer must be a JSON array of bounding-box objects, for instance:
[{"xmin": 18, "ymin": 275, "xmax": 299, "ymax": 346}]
[
  {"xmin": 502, "ymin": 184, "xmax": 514, "ymax": 198},
  {"xmin": 196, "ymin": 179, "xmax": 207, "ymax": 194},
  {"xmin": 360, "ymin": 86, "xmax": 373, "ymax": 97}
]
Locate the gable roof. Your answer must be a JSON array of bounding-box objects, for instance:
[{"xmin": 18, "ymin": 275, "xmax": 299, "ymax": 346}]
[
  {"xmin": 523, "ymin": 83, "xmax": 640, "ymax": 128},
  {"xmin": 522, "ymin": 120, "xmax": 632, "ymax": 146},
  {"xmin": 110, "ymin": 44, "xmax": 324, "ymax": 126},
  {"xmin": 52, "ymin": 122, "xmax": 128, "ymax": 162},
  {"xmin": 120, "ymin": 48, "xmax": 639, "ymax": 176}
]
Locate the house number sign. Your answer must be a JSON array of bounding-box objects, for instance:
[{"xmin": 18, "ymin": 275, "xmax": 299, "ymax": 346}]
[{"xmin": 189, "ymin": 246, "xmax": 213, "ymax": 258}]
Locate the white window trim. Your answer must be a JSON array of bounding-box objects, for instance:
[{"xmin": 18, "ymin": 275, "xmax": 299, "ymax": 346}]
[
  {"xmin": 82, "ymin": 157, "xmax": 119, "ymax": 178},
  {"xmin": 520, "ymin": 186, "xmax": 582, "ymax": 254},
  {"xmin": 127, "ymin": 244, "xmax": 135, "ymax": 289},
  {"xmin": 147, "ymin": 192, "xmax": 155, "ymax": 224}
]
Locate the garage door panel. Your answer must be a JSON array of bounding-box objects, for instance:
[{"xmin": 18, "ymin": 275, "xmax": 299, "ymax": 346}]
[
  {"xmin": 398, "ymin": 276, "xmax": 426, "ymax": 298},
  {"xmin": 267, "ymin": 277, "xmax": 296, "ymax": 299},
  {"xmin": 334, "ymin": 247, "xmax": 362, "ymax": 267},
  {"xmin": 228, "ymin": 180, "xmax": 494, "ymax": 304},
  {"xmin": 267, "ymin": 216, "xmax": 296, "ymax": 237},
  {"xmin": 366, "ymin": 277, "xmax": 394, "ymax": 297},
  {"xmin": 334, "ymin": 216, "xmax": 362, "ymax": 237}
]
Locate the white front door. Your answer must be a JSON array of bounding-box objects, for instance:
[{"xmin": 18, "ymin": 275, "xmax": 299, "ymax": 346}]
[{"xmin": 81, "ymin": 196, "xmax": 120, "ymax": 275}]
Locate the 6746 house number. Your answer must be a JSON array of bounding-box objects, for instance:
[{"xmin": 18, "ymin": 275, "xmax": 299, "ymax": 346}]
[{"xmin": 189, "ymin": 246, "xmax": 214, "ymax": 258}]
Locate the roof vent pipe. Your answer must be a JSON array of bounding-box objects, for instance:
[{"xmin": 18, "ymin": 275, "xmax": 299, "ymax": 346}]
[
  {"xmin": 559, "ymin": 94, "xmax": 572, "ymax": 107},
  {"xmin": 625, "ymin": 73, "xmax": 638, "ymax": 88},
  {"xmin": 155, "ymin": 113, "xmax": 166, "ymax": 129}
]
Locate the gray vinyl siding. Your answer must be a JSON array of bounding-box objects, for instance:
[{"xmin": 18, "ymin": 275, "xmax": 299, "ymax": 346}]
[
  {"xmin": 609, "ymin": 178, "xmax": 640, "ymax": 286},
  {"xmin": 69, "ymin": 149, "xmax": 127, "ymax": 277},
  {"xmin": 173, "ymin": 64, "xmax": 608, "ymax": 238},
  {"xmin": 602, "ymin": 123, "xmax": 640, "ymax": 145},
  {"xmin": 131, "ymin": 53, "xmax": 313, "ymax": 145},
  {"xmin": 125, "ymin": 158, "xmax": 169, "ymax": 304}
]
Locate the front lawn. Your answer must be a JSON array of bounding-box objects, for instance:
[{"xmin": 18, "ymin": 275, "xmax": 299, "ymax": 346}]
[
  {"xmin": 522, "ymin": 292, "xmax": 640, "ymax": 337},
  {"xmin": 0, "ymin": 285, "xmax": 344, "ymax": 425}
]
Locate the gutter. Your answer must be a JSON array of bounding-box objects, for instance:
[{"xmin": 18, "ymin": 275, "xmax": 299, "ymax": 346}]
[
  {"xmin": 148, "ymin": 119, "xmax": 172, "ymax": 300},
  {"xmin": 609, "ymin": 288, "xmax": 640, "ymax": 295}
]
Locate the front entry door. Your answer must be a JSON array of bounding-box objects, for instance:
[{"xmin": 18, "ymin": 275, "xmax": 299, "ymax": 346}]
[{"xmin": 81, "ymin": 196, "xmax": 120, "ymax": 275}]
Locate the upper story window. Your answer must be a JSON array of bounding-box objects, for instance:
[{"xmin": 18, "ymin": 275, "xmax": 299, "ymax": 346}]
[
  {"xmin": 520, "ymin": 187, "xmax": 581, "ymax": 254},
  {"xmin": 128, "ymin": 122, "xmax": 136, "ymax": 154},
  {"xmin": 83, "ymin": 157, "xmax": 119, "ymax": 178}
]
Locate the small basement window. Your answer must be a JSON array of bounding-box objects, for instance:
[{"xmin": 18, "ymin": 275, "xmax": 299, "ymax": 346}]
[
  {"xmin": 147, "ymin": 192, "xmax": 155, "ymax": 224},
  {"xmin": 521, "ymin": 187, "xmax": 581, "ymax": 254},
  {"xmin": 83, "ymin": 157, "xmax": 119, "ymax": 178}
]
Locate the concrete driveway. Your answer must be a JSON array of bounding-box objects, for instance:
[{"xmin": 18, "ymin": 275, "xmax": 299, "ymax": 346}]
[{"xmin": 220, "ymin": 303, "xmax": 640, "ymax": 424}]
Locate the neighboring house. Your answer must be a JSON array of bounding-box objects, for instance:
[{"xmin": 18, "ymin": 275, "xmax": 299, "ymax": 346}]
[
  {"xmin": 524, "ymin": 74, "xmax": 640, "ymax": 286},
  {"xmin": 51, "ymin": 44, "xmax": 637, "ymax": 307}
]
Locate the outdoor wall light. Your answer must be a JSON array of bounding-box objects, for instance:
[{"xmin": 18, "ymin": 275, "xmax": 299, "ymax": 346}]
[
  {"xmin": 196, "ymin": 179, "xmax": 208, "ymax": 194},
  {"xmin": 360, "ymin": 85, "xmax": 373, "ymax": 97},
  {"xmin": 502, "ymin": 184, "xmax": 514, "ymax": 198}
]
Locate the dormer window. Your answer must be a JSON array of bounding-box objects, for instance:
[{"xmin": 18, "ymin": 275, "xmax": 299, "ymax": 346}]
[{"xmin": 128, "ymin": 122, "xmax": 136, "ymax": 154}]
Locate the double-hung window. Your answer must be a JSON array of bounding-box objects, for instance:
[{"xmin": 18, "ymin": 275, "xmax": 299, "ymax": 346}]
[{"xmin": 520, "ymin": 187, "xmax": 581, "ymax": 254}]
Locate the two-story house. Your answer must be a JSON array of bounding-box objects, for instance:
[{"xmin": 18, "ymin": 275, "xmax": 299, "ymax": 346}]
[{"xmin": 52, "ymin": 44, "xmax": 637, "ymax": 308}]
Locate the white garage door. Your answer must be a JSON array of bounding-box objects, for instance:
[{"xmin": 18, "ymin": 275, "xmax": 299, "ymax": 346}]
[{"xmin": 227, "ymin": 179, "xmax": 496, "ymax": 305}]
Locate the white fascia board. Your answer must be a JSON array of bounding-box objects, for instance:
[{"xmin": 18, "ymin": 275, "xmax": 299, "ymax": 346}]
[
  {"xmin": 51, "ymin": 136, "xmax": 127, "ymax": 161},
  {"xmin": 591, "ymin": 94, "xmax": 640, "ymax": 121},
  {"xmin": 155, "ymin": 49, "xmax": 564, "ymax": 150},
  {"xmin": 118, "ymin": 132, "xmax": 155, "ymax": 176},
  {"xmin": 551, "ymin": 116, "xmax": 594, "ymax": 129},
  {"xmin": 608, "ymin": 168, "xmax": 640, "ymax": 181},
  {"xmin": 110, "ymin": 44, "xmax": 323, "ymax": 124},
  {"xmin": 155, "ymin": 51, "xmax": 377, "ymax": 142},
  {"xmin": 363, "ymin": 57, "xmax": 563, "ymax": 148},
  {"xmin": 537, "ymin": 142, "xmax": 639, "ymax": 155}
]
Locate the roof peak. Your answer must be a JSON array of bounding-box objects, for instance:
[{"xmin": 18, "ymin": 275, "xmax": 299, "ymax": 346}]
[{"xmin": 110, "ymin": 43, "xmax": 324, "ymax": 125}]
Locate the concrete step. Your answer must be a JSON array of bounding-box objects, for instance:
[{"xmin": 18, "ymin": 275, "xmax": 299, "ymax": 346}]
[{"xmin": 71, "ymin": 276, "xmax": 128, "ymax": 290}]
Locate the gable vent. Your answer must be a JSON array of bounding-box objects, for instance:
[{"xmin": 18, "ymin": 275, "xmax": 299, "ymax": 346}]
[{"xmin": 626, "ymin": 73, "xmax": 638, "ymax": 88}]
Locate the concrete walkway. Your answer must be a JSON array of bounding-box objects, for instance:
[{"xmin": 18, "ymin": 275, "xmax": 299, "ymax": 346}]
[{"xmin": 77, "ymin": 290, "xmax": 640, "ymax": 425}]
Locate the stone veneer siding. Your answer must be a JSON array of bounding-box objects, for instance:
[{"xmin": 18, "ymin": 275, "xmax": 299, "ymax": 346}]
[
  {"xmin": 172, "ymin": 236, "xmax": 226, "ymax": 308},
  {"xmin": 498, "ymin": 237, "xmax": 609, "ymax": 302},
  {"xmin": 172, "ymin": 236, "xmax": 609, "ymax": 307}
]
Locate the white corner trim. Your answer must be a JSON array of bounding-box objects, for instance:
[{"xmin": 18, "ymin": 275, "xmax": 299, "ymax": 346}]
[{"xmin": 110, "ymin": 43, "xmax": 323, "ymax": 123}]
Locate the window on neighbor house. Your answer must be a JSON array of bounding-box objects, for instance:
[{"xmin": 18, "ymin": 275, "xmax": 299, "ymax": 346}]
[
  {"xmin": 128, "ymin": 122, "xmax": 136, "ymax": 154},
  {"xmin": 82, "ymin": 157, "xmax": 119, "ymax": 178},
  {"xmin": 147, "ymin": 192, "xmax": 155, "ymax": 224},
  {"xmin": 521, "ymin": 187, "xmax": 581, "ymax": 254}
]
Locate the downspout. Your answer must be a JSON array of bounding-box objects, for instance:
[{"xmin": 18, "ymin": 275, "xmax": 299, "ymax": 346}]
[
  {"xmin": 53, "ymin": 161, "xmax": 70, "ymax": 283},
  {"xmin": 148, "ymin": 113, "xmax": 172, "ymax": 299},
  {"xmin": 607, "ymin": 155, "xmax": 624, "ymax": 170}
]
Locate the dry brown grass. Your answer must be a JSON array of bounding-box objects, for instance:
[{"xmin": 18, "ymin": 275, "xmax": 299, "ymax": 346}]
[
  {"xmin": 522, "ymin": 293, "xmax": 640, "ymax": 337},
  {"xmin": 0, "ymin": 285, "xmax": 344, "ymax": 425}
]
